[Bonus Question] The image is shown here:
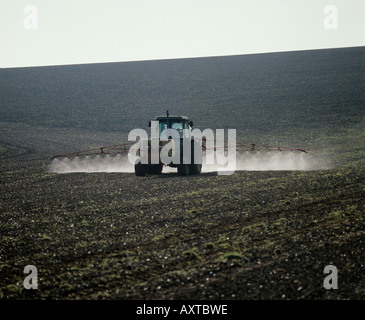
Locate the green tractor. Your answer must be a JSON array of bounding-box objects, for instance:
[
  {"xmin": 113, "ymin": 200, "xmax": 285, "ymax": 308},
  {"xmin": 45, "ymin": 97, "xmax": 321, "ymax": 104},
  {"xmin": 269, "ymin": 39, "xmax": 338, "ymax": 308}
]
[{"xmin": 134, "ymin": 111, "xmax": 203, "ymax": 176}]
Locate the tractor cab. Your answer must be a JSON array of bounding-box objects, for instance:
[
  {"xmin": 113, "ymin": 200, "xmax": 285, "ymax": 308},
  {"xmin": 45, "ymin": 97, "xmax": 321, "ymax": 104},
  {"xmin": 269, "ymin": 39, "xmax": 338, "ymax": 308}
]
[{"xmin": 149, "ymin": 112, "xmax": 193, "ymax": 139}]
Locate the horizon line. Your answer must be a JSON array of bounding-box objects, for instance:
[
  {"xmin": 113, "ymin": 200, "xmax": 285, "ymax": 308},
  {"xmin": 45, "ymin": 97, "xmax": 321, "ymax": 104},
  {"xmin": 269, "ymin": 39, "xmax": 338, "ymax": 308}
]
[{"xmin": 1, "ymin": 45, "xmax": 364, "ymax": 70}]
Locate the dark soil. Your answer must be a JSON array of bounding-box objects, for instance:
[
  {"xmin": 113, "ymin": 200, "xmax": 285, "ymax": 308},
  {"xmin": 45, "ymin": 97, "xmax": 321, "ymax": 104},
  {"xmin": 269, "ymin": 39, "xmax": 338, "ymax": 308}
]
[{"xmin": 0, "ymin": 158, "xmax": 364, "ymax": 300}]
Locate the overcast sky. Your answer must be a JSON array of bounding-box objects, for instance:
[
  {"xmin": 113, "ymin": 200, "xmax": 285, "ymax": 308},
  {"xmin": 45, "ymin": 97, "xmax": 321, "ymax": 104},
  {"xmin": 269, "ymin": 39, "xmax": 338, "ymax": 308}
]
[{"xmin": 0, "ymin": 0, "xmax": 364, "ymax": 68}]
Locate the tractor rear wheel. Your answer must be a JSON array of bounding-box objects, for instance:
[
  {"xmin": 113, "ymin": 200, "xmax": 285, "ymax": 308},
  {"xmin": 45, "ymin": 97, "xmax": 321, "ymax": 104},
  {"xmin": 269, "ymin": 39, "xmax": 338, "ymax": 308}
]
[
  {"xmin": 135, "ymin": 163, "xmax": 147, "ymax": 176},
  {"xmin": 148, "ymin": 164, "xmax": 163, "ymax": 175},
  {"xmin": 177, "ymin": 164, "xmax": 190, "ymax": 176},
  {"xmin": 190, "ymin": 139, "xmax": 202, "ymax": 175},
  {"xmin": 190, "ymin": 163, "xmax": 202, "ymax": 174}
]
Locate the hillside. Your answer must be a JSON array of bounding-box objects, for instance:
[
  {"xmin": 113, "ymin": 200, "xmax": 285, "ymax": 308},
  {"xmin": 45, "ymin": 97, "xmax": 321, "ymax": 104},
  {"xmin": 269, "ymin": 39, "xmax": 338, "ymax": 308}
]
[{"xmin": 0, "ymin": 47, "xmax": 364, "ymax": 301}]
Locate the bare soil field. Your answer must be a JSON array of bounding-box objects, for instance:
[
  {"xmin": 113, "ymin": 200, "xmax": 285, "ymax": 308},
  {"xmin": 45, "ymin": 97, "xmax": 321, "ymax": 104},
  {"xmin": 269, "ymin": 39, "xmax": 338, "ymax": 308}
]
[{"xmin": 0, "ymin": 47, "xmax": 364, "ymax": 300}]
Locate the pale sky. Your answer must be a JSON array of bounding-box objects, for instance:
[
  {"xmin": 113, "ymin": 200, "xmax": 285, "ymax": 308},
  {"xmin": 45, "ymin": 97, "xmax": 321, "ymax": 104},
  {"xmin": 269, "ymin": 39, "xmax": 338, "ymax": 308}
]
[{"xmin": 0, "ymin": 0, "xmax": 364, "ymax": 68}]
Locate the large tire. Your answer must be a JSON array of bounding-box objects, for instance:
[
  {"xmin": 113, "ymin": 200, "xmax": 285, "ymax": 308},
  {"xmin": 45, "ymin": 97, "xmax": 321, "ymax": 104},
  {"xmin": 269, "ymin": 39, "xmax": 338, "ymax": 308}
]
[
  {"xmin": 190, "ymin": 139, "xmax": 202, "ymax": 175},
  {"xmin": 135, "ymin": 163, "xmax": 147, "ymax": 176},
  {"xmin": 190, "ymin": 163, "xmax": 202, "ymax": 174},
  {"xmin": 177, "ymin": 164, "xmax": 190, "ymax": 176},
  {"xmin": 156, "ymin": 164, "xmax": 163, "ymax": 174},
  {"xmin": 148, "ymin": 164, "xmax": 163, "ymax": 175}
]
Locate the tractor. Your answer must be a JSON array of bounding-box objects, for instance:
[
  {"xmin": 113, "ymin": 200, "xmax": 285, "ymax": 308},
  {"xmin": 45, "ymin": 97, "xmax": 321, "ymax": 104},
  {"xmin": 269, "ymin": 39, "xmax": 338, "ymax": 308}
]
[
  {"xmin": 52, "ymin": 111, "xmax": 307, "ymax": 176},
  {"xmin": 134, "ymin": 111, "xmax": 203, "ymax": 176}
]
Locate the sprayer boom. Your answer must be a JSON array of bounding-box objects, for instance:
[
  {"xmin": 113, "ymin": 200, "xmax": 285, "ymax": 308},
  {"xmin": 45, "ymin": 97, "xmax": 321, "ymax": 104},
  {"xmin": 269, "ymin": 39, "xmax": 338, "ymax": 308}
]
[
  {"xmin": 53, "ymin": 143, "xmax": 133, "ymax": 159},
  {"xmin": 52, "ymin": 113, "xmax": 307, "ymax": 175}
]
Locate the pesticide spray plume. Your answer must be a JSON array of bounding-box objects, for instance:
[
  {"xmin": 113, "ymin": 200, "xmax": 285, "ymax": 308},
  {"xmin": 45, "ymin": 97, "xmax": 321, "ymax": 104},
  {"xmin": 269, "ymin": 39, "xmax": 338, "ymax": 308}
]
[
  {"xmin": 203, "ymin": 150, "xmax": 329, "ymax": 173},
  {"xmin": 48, "ymin": 150, "xmax": 329, "ymax": 174},
  {"xmin": 48, "ymin": 154, "xmax": 135, "ymax": 173}
]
